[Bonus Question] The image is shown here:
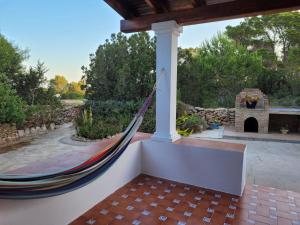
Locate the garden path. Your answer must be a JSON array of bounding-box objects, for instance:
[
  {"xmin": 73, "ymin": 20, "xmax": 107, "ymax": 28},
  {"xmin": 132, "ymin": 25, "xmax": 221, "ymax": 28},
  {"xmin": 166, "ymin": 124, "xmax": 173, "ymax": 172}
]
[{"xmin": 0, "ymin": 123, "xmax": 89, "ymax": 173}]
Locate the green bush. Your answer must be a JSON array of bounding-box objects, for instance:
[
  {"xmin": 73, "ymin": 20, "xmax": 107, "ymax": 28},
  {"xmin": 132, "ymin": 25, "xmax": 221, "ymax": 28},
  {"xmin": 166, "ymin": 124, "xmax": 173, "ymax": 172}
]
[
  {"xmin": 61, "ymin": 91, "xmax": 84, "ymax": 100},
  {"xmin": 270, "ymin": 95, "xmax": 300, "ymax": 107},
  {"xmin": 34, "ymin": 86, "xmax": 61, "ymax": 107},
  {"xmin": 23, "ymin": 104, "xmax": 59, "ymax": 127},
  {"xmin": 296, "ymin": 97, "xmax": 300, "ymax": 107},
  {"xmin": 0, "ymin": 83, "xmax": 25, "ymax": 125},
  {"xmin": 75, "ymin": 108, "xmax": 123, "ymax": 139},
  {"xmin": 75, "ymin": 100, "xmax": 155, "ymax": 139},
  {"xmin": 176, "ymin": 114, "xmax": 207, "ymax": 137}
]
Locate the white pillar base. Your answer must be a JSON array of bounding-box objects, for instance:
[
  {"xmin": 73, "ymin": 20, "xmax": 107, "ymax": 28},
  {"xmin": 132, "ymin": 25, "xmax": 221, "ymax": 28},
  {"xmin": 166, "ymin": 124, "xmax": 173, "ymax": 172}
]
[{"xmin": 152, "ymin": 131, "xmax": 181, "ymax": 143}]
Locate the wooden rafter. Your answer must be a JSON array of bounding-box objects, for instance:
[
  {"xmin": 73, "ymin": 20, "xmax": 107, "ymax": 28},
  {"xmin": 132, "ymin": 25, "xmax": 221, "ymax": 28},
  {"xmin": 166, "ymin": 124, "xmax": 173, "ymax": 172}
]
[
  {"xmin": 104, "ymin": 0, "xmax": 138, "ymax": 19},
  {"xmin": 191, "ymin": 0, "xmax": 206, "ymax": 7},
  {"xmin": 144, "ymin": 0, "xmax": 169, "ymax": 13},
  {"xmin": 120, "ymin": 0, "xmax": 300, "ymax": 32}
]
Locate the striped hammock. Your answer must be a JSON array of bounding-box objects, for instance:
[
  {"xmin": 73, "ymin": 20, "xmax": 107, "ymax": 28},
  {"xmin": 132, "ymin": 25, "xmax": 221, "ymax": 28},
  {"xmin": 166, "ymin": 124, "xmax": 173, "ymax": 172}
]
[{"xmin": 0, "ymin": 88, "xmax": 155, "ymax": 199}]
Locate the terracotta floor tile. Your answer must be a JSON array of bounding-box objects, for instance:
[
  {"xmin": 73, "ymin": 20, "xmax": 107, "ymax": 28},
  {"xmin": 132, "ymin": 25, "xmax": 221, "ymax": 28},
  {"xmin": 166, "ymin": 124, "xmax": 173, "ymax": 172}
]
[{"xmin": 69, "ymin": 174, "xmax": 300, "ymax": 225}]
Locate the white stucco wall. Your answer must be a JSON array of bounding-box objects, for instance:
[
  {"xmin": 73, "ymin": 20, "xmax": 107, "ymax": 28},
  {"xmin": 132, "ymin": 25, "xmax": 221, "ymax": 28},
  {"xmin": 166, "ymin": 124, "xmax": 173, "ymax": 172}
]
[
  {"xmin": 0, "ymin": 139, "xmax": 246, "ymax": 225},
  {"xmin": 141, "ymin": 140, "xmax": 246, "ymax": 196},
  {"xmin": 0, "ymin": 141, "xmax": 142, "ymax": 225}
]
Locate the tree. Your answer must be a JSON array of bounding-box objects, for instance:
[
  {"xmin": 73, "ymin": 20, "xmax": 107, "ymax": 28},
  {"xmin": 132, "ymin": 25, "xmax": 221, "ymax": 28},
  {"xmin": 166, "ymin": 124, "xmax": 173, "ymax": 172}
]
[
  {"xmin": 51, "ymin": 75, "xmax": 68, "ymax": 94},
  {"xmin": 226, "ymin": 12, "xmax": 300, "ymax": 98},
  {"xmin": 226, "ymin": 12, "xmax": 300, "ymax": 67},
  {"xmin": 0, "ymin": 34, "xmax": 26, "ymax": 81},
  {"xmin": 82, "ymin": 32, "xmax": 155, "ymax": 101},
  {"xmin": 14, "ymin": 61, "xmax": 48, "ymax": 105},
  {"xmin": 68, "ymin": 81, "xmax": 84, "ymax": 94},
  {"xmin": 178, "ymin": 35, "xmax": 263, "ymax": 107},
  {"xmin": 61, "ymin": 80, "xmax": 85, "ymax": 99}
]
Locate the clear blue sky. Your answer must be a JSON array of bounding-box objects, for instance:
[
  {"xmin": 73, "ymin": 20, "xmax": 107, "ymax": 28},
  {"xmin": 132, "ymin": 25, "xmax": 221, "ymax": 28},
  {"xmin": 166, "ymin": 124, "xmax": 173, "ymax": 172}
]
[{"xmin": 0, "ymin": 0, "xmax": 242, "ymax": 82}]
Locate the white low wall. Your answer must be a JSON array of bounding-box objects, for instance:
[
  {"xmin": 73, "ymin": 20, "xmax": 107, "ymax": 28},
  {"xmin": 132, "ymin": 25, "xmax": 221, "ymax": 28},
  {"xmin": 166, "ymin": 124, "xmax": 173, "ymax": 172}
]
[
  {"xmin": 0, "ymin": 139, "xmax": 246, "ymax": 225},
  {"xmin": 0, "ymin": 141, "xmax": 142, "ymax": 225},
  {"xmin": 141, "ymin": 140, "xmax": 246, "ymax": 196}
]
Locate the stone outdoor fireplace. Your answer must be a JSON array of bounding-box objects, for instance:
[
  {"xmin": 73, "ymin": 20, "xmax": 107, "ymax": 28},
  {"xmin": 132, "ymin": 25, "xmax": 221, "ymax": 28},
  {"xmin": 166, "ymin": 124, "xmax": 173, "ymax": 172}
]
[{"xmin": 235, "ymin": 89, "xmax": 269, "ymax": 133}]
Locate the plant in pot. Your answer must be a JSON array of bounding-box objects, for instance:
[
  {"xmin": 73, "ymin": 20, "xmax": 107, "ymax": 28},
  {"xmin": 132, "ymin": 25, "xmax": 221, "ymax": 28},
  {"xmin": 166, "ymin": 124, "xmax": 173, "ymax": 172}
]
[
  {"xmin": 243, "ymin": 95, "xmax": 260, "ymax": 109},
  {"xmin": 176, "ymin": 113, "xmax": 207, "ymax": 137},
  {"xmin": 280, "ymin": 125, "xmax": 289, "ymax": 135},
  {"xmin": 210, "ymin": 117, "xmax": 221, "ymax": 129}
]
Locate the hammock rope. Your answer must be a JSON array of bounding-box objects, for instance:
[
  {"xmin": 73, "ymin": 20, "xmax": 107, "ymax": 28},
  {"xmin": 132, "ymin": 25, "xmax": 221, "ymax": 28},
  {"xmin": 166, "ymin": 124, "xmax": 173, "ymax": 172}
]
[{"xmin": 0, "ymin": 79, "xmax": 158, "ymax": 199}]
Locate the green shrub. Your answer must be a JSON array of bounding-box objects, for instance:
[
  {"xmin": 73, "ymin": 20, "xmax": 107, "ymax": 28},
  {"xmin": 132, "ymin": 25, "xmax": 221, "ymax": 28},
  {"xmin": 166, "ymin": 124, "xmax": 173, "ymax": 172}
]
[
  {"xmin": 75, "ymin": 107, "xmax": 123, "ymax": 139},
  {"xmin": 139, "ymin": 106, "xmax": 155, "ymax": 133},
  {"xmin": 83, "ymin": 100, "xmax": 155, "ymax": 135},
  {"xmin": 270, "ymin": 95, "xmax": 300, "ymax": 107},
  {"xmin": 61, "ymin": 92, "xmax": 84, "ymax": 100},
  {"xmin": 34, "ymin": 86, "xmax": 61, "ymax": 107},
  {"xmin": 75, "ymin": 100, "xmax": 155, "ymax": 140},
  {"xmin": 296, "ymin": 97, "xmax": 300, "ymax": 107},
  {"xmin": 23, "ymin": 104, "xmax": 59, "ymax": 127},
  {"xmin": 0, "ymin": 83, "xmax": 25, "ymax": 125},
  {"xmin": 176, "ymin": 114, "xmax": 207, "ymax": 137}
]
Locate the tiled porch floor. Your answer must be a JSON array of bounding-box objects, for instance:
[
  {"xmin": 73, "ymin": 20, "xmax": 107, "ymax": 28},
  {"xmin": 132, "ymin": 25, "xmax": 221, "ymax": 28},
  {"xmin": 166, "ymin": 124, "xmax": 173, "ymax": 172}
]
[{"xmin": 69, "ymin": 174, "xmax": 300, "ymax": 225}]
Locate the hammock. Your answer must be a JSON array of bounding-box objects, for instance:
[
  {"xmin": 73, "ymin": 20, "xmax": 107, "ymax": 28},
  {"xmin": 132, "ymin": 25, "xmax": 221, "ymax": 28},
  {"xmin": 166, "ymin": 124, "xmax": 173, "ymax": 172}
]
[{"xmin": 0, "ymin": 87, "xmax": 156, "ymax": 199}]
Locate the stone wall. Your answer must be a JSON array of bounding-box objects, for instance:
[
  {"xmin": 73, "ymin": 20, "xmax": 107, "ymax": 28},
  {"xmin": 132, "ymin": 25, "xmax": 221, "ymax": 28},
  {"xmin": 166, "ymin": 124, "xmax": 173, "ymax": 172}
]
[
  {"xmin": 195, "ymin": 107, "xmax": 235, "ymax": 126},
  {"xmin": 182, "ymin": 104, "xmax": 235, "ymax": 126},
  {"xmin": 0, "ymin": 124, "xmax": 18, "ymax": 146},
  {"xmin": 0, "ymin": 106, "xmax": 81, "ymax": 147},
  {"xmin": 23, "ymin": 106, "xmax": 81, "ymax": 128}
]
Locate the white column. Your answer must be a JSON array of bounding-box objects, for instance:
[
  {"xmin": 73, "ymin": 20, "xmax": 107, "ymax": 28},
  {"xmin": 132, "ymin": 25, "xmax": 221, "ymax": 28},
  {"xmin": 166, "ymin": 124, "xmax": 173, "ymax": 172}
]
[{"xmin": 151, "ymin": 21, "xmax": 182, "ymax": 142}]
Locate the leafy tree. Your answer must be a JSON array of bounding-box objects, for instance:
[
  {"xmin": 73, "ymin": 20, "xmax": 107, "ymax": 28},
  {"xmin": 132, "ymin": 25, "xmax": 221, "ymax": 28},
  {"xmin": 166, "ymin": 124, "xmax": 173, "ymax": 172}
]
[
  {"xmin": 83, "ymin": 32, "xmax": 155, "ymax": 101},
  {"xmin": 226, "ymin": 12, "xmax": 300, "ymax": 98},
  {"xmin": 226, "ymin": 12, "xmax": 300, "ymax": 66},
  {"xmin": 60, "ymin": 81, "xmax": 85, "ymax": 99},
  {"xmin": 0, "ymin": 34, "xmax": 26, "ymax": 81},
  {"xmin": 14, "ymin": 61, "xmax": 48, "ymax": 105},
  {"xmin": 0, "ymin": 82, "xmax": 25, "ymax": 125},
  {"xmin": 178, "ymin": 35, "xmax": 263, "ymax": 107},
  {"xmin": 51, "ymin": 75, "xmax": 68, "ymax": 94},
  {"xmin": 68, "ymin": 81, "xmax": 84, "ymax": 95}
]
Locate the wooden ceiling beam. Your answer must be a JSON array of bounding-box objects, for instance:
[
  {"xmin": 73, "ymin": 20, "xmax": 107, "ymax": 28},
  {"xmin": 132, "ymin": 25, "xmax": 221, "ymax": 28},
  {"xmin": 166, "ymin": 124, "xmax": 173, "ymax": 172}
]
[
  {"xmin": 121, "ymin": 0, "xmax": 300, "ymax": 33},
  {"xmin": 144, "ymin": 0, "xmax": 169, "ymax": 13},
  {"xmin": 104, "ymin": 0, "xmax": 138, "ymax": 19},
  {"xmin": 191, "ymin": 0, "xmax": 206, "ymax": 7}
]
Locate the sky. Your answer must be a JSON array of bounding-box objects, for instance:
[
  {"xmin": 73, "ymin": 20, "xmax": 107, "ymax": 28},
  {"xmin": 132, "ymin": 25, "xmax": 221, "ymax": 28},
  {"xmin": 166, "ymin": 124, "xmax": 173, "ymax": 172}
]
[{"xmin": 0, "ymin": 0, "xmax": 242, "ymax": 82}]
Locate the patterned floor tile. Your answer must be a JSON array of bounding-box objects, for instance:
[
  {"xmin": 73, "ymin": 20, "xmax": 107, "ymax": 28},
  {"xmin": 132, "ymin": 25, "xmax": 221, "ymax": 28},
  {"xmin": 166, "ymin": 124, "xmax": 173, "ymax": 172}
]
[{"xmin": 69, "ymin": 174, "xmax": 300, "ymax": 225}]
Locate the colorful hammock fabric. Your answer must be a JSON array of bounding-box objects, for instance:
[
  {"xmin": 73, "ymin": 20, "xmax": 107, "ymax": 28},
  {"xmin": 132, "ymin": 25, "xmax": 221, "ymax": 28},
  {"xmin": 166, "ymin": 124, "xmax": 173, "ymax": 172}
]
[{"xmin": 0, "ymin": 88, "xmax": 156, "ymax": 199}]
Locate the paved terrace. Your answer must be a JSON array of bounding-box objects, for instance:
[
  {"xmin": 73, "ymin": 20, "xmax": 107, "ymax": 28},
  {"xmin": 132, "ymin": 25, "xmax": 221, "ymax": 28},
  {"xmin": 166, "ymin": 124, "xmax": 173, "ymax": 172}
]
[
  {"xmin": 224, "ymin": 127, "xmax": 300, "ymax": 144},
  {"xmin": 0, "ymin": 124, "xmax": 300, "ymax": 192},
  {"xmin": 70, "ymin": 174, "xmax": 300, "ymax": 225},
  {"xmin": 0, "ymin": 125, "xmax": 300, "ymax": 225}
]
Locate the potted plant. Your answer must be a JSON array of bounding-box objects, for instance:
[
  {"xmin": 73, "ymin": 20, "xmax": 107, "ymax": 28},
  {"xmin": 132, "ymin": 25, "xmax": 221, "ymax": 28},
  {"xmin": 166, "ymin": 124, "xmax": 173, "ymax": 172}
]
[
  {"xmin": 280, "ymin": 126, "xmax": 289, "ymax": 135},
  {"xmin": 210, "ymin": 117, "xmax": 221, "ymax": 129},
  {"xmin": 243, "ymin": 95, "xmax": 260, "ymax": 109}
]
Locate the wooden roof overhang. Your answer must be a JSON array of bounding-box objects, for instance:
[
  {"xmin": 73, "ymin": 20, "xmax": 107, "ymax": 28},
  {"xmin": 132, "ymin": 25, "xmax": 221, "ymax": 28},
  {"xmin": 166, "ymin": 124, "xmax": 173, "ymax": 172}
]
[{"xmin": 104, "ymin": 0, "xmax": 300, "ymax": 33}]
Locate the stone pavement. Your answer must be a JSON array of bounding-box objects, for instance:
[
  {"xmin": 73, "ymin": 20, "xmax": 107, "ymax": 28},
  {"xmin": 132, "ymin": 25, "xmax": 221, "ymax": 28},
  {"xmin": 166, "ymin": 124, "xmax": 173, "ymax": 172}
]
[
  {"xmin": 0, "ymin": 124, "xmax": 150, "ymax": 175},
  {"xmin": 1, "ymin": 124, "xmax": 300, "ymax": 193},
  {"xmin": 0, "ymin": 123, "xmax": 91, "ymax": 173}
]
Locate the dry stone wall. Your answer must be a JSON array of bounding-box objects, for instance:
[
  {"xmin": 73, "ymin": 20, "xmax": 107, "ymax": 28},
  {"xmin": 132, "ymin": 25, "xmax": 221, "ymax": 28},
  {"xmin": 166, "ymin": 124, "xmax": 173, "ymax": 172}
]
[
  {"xmin": 0, "ymin": 124, "xmax": 18, "ymax": 146},
  {"xmin": 180, "ymin": 104, "xmax": 235, "ymax": 126},
  {"xmin": 0, "ymin": 106, "xmax": 81, "ymax": 147},
  {"xmin": 194, "ymin": 108, "xmax": 235, "ymax": 126}
]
